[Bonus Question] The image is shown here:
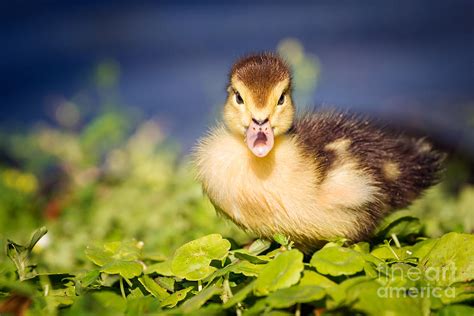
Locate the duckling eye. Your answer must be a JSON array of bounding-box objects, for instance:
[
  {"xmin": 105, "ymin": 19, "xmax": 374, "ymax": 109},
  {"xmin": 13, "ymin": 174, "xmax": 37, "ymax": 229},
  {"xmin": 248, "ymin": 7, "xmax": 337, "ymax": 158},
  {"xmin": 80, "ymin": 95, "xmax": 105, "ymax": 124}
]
[
  {"xmin": 277, "ymin": 94, "xmax": 285, "ymax": 105},
  {"xmin": 235, "ymin": 92, "xmax": 244, "ymax": 104}
]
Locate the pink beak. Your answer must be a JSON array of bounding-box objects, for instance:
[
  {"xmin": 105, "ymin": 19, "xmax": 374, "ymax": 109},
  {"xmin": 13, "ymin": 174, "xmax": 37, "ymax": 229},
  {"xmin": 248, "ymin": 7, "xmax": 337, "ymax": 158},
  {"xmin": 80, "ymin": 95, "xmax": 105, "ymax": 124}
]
[{"xmin": 245, "ymin": 120, "xmax": 274, "ymax": 157}]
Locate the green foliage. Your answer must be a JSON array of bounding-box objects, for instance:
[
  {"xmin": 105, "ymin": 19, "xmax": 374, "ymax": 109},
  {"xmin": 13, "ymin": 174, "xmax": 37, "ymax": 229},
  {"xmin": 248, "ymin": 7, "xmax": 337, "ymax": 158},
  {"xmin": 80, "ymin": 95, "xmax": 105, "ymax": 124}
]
[
  {"xmin": 254, "ymin": 249, "xmax": 304, "ymax": 296},
  {"xmin": 0, "ymin": 106, "xmax": 249, "ymax": 272},
  {"xmin": 5, "ymin": 227, "xmax": 47, "ymax": 281},
  {"xmin": 171, "ymin": 234, "xmax": 231, "ymax": 281},
  {"xmin": 310, "ymin": 244, "xmax": 365, "ymax": 276},
  {"xmin": 85, "ymin": 240, "xmax": 144, "ymax": 279},
  {"xmin": 1, "ymin": 224, "xmax": 473, "ymax": 315}
]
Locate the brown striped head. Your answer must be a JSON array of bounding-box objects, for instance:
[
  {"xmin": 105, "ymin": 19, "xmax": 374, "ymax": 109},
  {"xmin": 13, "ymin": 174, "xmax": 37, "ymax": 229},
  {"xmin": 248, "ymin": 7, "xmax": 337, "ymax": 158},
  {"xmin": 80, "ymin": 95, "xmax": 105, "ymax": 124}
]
[{"xmin": 223, "ymin": 53, "xmax": 295, "ymax": 157}]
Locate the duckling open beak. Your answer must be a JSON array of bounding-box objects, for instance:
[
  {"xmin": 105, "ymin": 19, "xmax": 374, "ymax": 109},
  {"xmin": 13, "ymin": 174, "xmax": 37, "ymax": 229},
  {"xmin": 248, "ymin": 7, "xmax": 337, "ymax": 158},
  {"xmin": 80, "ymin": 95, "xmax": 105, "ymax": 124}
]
[{"xmin": 245, "ymin": 119, "xmax": 274, "ymax": 157}]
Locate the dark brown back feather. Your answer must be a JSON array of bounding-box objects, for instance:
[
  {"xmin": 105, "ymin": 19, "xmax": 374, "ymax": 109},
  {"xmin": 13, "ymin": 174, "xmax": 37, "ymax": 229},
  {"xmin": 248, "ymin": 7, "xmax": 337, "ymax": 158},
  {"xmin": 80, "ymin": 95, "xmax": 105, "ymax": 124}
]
[{"xmin": 290, "ymin": 109, "xmax": 445, "ymax": 217}]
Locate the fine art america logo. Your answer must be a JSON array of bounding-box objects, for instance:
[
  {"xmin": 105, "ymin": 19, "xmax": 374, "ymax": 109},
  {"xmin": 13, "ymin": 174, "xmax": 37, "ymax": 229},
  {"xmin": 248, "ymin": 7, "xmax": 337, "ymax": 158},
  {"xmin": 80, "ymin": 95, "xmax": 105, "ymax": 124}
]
[{"xmin": 376, "ymin": 264, "xmax": 456, "ymax": 298}]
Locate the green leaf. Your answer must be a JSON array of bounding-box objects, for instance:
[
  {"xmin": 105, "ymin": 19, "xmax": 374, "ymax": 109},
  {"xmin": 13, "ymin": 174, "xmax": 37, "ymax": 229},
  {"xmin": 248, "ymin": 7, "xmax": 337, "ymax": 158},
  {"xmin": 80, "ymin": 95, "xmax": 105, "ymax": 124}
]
[
  {"xmin": 310, "ymin": 245, "xmax": 365, "ymax": 276},
  {"xmin": 375, "ymin": 211, "xmax": 422, "ymax": 239},
  {"xmin": 265, "ymin": 285, "xmax": 325, "ymax": 308},
  {"xmin": 5, "ymin": 227, "xmax": 48, "ymax": 281},
  {"xmin": 160, "ymin": 286, "xmax": 193, "ymax": 308},
  {"xmin": 171, "ymin": 234, "xmax": 231, "ymax": 281},
  {"xmin": 299, "ymin": 270, "xmax": 336, "ymax": 288},
  {"xmin": 101, "ymin": 260, "xmax": 143, "ymax": 279},
  {"xmin": 146, "ymin": 260, "xmax": 173, "ymax": 276},
  {"xmin": 27, "ymin": 226, "xmax": 48, "ymax": 251},
  {"xmin": 79, "ymin": 269, "xmax": 101, "ymax": 288},
  {"xmin": 247, "ymin": 239, "xmax": 272, "ymax": 255},
  {"xmin": 156, "ymin": 276, "xmax": 175, "ymax": 292},
  {"xmin": 127, "ymin": 287, "xmax": 144, "ymax": 299},
  {"xmin": 138, "ymin": 275, "xmax": 170, "ymax": 300},
  {"xmin": 273, "ymin": 233, "xmax": 289, "ymax": 246},
  {"xmin": 230, "ymin": 261, "xmax": 264, "ymax": 277},
  {"xmin": 371, "ymin": 244, "xmax": 406, "ymax": 261},
  {"xmin": 179, "ymin": 285, "xmax": 221, "ymax": 313},
  {"xmin": 408, "ymin": 238, "xmax": 437, "ymax": 259},
  {"xmin": 437, "ymin": 281, "xmax": 474, "ymax": 305},
  {"xmin": 420, "ymin": 232, "xmax": 474, "ymax": 287},
  {"xmin": 105, "ymin": 240, "xmax": 141, "ymax": 261},
  {"xmin": 206, "ymin": 260, "xmax": 264, "ymax": 285},
  {"xmin": 85, "ymin": 240, "xmax": 143, "ymax": 278},
  {"xmin": 85, "ymin": 240, "xmax": 142, "ymax": 265},
  {"xmin": 352, "ymin": 241, "xmax": 371, "ymax": 253},
  {"xmin": 436, "ymin": 304, "xmax": 474, "ymax": 316},
  {"xmin": 371, "ymin": 238, "xmax": 438, "ymax": 263},
  {"xmin": 254, "ymin": 249, "xmax": 304, "ymax": 296},
  {"xmin": 347, "ymin": 279, "xmax": 430, "ymax": 316},
  {"xmin": 85, "ymin": 246, "xmax": 113, "ymax": 266},
  {"xmin": 377, "ymin": 262, "xmax": 418, "ymax": 289},
  {"xmin": 232, "ymin": 249, "xmax": 270, "ymax": 264},
  {"xmin": 325, "ymin": 276, "xmax": 374, "ymax": 309}
]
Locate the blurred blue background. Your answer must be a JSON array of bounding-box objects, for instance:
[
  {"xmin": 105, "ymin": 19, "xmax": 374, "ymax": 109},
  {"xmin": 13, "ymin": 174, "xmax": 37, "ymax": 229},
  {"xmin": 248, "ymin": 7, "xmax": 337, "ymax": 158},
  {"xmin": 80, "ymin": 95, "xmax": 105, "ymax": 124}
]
[{"xmin": 1, "ymin": 0, "xmax": 473, "ymax": 155}]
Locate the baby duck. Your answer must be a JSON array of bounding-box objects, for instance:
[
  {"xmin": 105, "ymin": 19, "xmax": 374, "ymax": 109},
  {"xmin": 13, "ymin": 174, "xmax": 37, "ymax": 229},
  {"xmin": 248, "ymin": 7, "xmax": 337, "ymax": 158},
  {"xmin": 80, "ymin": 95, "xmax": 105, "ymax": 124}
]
[{"xmin": 195, "ymin": 53, "xmax": 444, "ymax": 252}]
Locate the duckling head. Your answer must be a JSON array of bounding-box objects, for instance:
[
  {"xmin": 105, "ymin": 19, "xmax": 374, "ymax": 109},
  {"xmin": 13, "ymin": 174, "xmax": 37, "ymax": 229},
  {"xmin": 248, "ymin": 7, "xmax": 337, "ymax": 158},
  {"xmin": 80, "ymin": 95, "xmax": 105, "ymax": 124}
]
[{"xmin": 223, "ymin": 53, "xmax": 295, "ymax": 158}]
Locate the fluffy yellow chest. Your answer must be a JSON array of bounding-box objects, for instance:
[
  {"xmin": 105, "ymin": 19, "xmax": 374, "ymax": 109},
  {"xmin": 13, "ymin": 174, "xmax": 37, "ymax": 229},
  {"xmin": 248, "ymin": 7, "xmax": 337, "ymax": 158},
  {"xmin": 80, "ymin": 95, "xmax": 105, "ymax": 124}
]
[{"xmin": 194, "ymin": 126, "xmax": 377, "ymax": 249}]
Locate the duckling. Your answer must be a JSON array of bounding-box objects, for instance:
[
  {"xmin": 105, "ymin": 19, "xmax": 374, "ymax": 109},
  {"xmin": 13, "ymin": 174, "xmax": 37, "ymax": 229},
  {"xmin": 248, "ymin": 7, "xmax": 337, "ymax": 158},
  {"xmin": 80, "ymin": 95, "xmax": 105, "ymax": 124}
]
[{"xmin": 194, "ymin": 53, "xmax": 444, "ymax": 253}]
